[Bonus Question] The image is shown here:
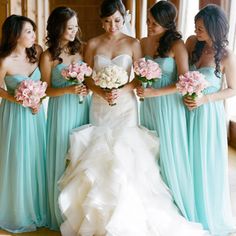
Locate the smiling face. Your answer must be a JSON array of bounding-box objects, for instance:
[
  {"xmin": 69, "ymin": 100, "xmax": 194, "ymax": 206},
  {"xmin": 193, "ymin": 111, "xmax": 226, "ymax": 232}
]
[
  {"xmin": 101, "ymin": 10, "xmax": 124, "ymax": 35},
  {"xmin": 195, "ymin": 18, "xmax": 211, "ymax": 43},
  {"xmin": 147, "ymin": 11, "xmax": 166, "ymax": 37},
  {"xmin": 17, "ymin": 22, "xmax": 36, "ymax": 48},
  {"xmin": 61, "ymin": 15, "xmax": 79, "ymax": 42}
]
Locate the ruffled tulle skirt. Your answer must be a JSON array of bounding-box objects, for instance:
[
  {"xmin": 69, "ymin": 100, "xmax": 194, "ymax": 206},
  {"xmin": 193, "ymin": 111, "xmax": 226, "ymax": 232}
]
[{"xmin": 58, "ymin": 125, "xmax": 209, "ymax": 236}]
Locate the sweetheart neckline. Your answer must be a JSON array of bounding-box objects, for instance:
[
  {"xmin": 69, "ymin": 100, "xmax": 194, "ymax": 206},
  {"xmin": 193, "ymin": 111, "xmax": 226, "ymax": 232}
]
[
  {"xmin": 94, "ymin": 54, "xmax": 132, "ymax": 61},
  {"xmin": 5, "ymin": 67, "xmax": 39, "ymax": 79}
]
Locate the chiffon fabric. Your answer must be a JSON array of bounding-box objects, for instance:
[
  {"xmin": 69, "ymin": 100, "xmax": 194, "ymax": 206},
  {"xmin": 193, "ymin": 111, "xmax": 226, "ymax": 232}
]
[
  {"xmin": 186, "ymin": 66, "xmax": 236, "ymax": 235},
  {"xmin": 140, "ymin": 56, "xmax": 196, "ymax": 221},
  {"xmin": 46, "ymin": 62, "xmax": 90, "ymax": 230},
  {"xmin": 0, "ymin": 68, "xmax": 47, "ymax": 233}
]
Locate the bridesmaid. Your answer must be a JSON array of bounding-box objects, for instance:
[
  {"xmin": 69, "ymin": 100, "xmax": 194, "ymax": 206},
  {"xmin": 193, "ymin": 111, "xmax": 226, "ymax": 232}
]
[
  {"xmin": 137, "ymin": 1, "xmax": 196, "ymax": 221},
  {"xmin": 184, "ymin": 4, "xmax": 236, "ymax": 235},
  {"xmin": 40, "ymin": 7, "xmax": 90, "ymax": 230},
  {"xmin": 0, "ymin": 15, "xmax": 46, "ymax": 232}
]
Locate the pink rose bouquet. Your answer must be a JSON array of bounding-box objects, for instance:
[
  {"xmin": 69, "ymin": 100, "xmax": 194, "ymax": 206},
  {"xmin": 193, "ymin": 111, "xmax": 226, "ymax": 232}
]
[
  {"xmin": 133, "ymin": 57, "xmax": 162, "ymax": 101},
  {"xmin": 92, "ymin": 64, "xmax": 128, "ymax": 106},
  {"xmin": 15, "ymin": 80, "xmax": 47, "ymax": 110},
  {"xmin": 176, "ymin": 71, "xmax": 209, "ymax": 99},
  {"xmin": 61, "ymin": 61, "xmax": 92, "ymax": 103}
]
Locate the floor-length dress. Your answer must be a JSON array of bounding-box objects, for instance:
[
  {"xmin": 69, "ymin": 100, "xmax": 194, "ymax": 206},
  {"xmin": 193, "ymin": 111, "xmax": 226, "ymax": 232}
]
[
  {"xmin": 186, "ymin": 66, "xmax": 236, "ymax": 235},
  {"xmin": 58, "ymin": 54, "xmax": 209, "ymax": 236},
  {"xmin": 46, "ymin": 62, "xmax": 90, "ymax": 230},
  {"xmin": 0, "ymin": 68, "xmax": 47, "ymax": 233},
  {"xmin": 140, "ymin": 56, "xmax": 196, "ymax": 221}
]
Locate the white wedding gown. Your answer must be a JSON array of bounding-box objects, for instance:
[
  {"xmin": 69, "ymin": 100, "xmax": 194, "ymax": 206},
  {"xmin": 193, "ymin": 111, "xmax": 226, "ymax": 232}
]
[{"xmin": 58, "ymin": 54, "xmax": 210, "ymax": 236}]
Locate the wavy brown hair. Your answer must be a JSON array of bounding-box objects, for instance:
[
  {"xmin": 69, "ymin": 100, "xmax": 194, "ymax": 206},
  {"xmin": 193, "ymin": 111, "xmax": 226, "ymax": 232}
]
[
  {"xmin": 46, "ymin": 6, "xmax": 83, "ymax": 63},
  {"xmin": 150, "ymin": 1, "xmax": 182, "ymax": 58},
  {"xmin": 191, "ymin": 4, "xmax": 229, "ymax": 77},
  {"xmin": 0, "ymin": 14, "xmax": 37, "ymax": 63}
]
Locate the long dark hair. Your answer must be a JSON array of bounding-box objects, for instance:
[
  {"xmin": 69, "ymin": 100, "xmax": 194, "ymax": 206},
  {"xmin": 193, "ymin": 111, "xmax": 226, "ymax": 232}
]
[
  {"xmin": 0, "ymin": 14, "xmax": 37, "ymax": 63},
  {"xmin": 150, "ymin": 1, "xmax": 182, "ymax": 57},
  {"xmin": 100, "ymin": 0, "xmax": 126, "ymax": 18},
  {"xmin": 191, "ymin": 4, "xmax": 229, "ymax": 77},
  {"xmin": 46, "ymin": 6, "xmax": 83, "ymax": 63}
]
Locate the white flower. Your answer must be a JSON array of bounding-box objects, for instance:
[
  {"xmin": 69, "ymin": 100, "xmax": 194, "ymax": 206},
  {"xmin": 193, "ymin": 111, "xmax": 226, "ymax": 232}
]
[{"xmin": 93, "ymin": 65, "xmax": 128, "ymax": 89}]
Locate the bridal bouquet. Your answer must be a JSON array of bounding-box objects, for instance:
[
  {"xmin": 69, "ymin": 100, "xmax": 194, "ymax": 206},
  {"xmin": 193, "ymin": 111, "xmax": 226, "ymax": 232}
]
[
  {"xmin": 176, "ymin": 71, "xmax": 209, "ymax": 99},
  {"xmin": 92, "ymin": 65, "xmax": 128, "ymax": 105},
  {"xmin": 61, "ymin": 61, "xmax": 92, "ymax": 103},
  {"xmin": 133, "ymin": 57, "xmax": 162, "ymax": 101},
  {"xmin": 15, "ymin": 80, "xmax": 47, "ymax": 110}
]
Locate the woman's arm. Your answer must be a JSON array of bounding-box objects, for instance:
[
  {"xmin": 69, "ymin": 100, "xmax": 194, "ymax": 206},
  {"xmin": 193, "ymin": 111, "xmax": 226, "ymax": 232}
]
[
  {"xmin": 40, "ymin": 50, "xmax": 83, "ymax": 97},
  {"xmin": 0, "ymin": 59, "xmax": 19, "ymax": 103},
  {"xmin": 184, "ymin": 51, "xmax": 236, "ymax": 109}
]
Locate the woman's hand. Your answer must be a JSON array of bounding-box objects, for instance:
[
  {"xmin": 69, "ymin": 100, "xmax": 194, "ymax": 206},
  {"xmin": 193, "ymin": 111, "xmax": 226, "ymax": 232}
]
[
  {"xmin": 79, "ymin": 84, "xmax": 89, "ymax": 96},
  {"xmin": 136, "ymin": 86, "xmax": 157, "ymax": 98},
  {"xmin": 31, "ymin": 106, "xmax": 40, "ymax": 115},
  {"xmin": 102, "ymin": 88, "xmax": 119, "ymax": 105},
  {"xmin": 66, "ymin": 84, "xmax": 88, "ymax": 96},
  {"xmin": 183, "ymin": 95, "xmax": 208, "ymax": 110}
]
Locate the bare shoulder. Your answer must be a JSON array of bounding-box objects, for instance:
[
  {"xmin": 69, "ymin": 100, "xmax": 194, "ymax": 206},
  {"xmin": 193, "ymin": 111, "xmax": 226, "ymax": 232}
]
[
  {"xmin": 140, "ymin": 37, "xmax": 149, "ymax": 47},
  {"xmin": 86, "ymin": 35, "xmax": 103, "ymax": 50},
  {"xmin": 185, "ymin": 35, "xmax": 197, "ymax": 45},
  {"xmin": 222, "ymin": 49, "xmax": 236, "ymax": 68},
  {"xmin": 0, "ymin": 57, "xmax": 9, "ymax": 77},
  {"xmin": 35, "ymin": 44, "xmax": 43, "ymax": 54},
  {"xmin": 40, "ymin": 49, "xmax": 52, "ymax": 63},
  {"xmin": 0, "ymin": 57, "xmax": 7, "ymax": 69},
  {"xmin": 125, "ymin": 36, "xmax": 140, "ymax": 51},
  {"xmin": 172, "ymin": 39, "xmax": 186, "ymax": 49},
  {"xmin": 185, "ymin": 35, "xmax": 197, "ymax": 53}
]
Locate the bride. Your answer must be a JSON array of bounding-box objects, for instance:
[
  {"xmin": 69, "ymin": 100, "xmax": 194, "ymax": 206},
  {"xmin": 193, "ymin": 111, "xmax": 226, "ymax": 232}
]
[{"xmin": 58, "ymin": 0, "xmax": 210, "ymax": 235}]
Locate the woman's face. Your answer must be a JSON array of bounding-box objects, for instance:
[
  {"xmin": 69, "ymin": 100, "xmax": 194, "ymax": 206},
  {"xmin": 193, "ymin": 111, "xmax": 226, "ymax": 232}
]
[
  {"xmin": 61, "ymin": 15, "xmax": 79, "ymax": 42},
  {"xmin": 101, "ymin": 10, "xmax": 124, "ymax": 35},
  {"xmin": 17, "ymin": 22, "xmax": 35, "ymax": 48},
  {"xmin": 147, "ymin": 11, "xmax": 166, "ymax": 37},
  {"xmin": 195, "ymin": 18, "xmax": 211, "ymax": 42}
]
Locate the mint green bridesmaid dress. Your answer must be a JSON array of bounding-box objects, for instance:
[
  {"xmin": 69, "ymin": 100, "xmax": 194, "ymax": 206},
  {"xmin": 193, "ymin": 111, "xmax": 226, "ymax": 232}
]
[
  {"xmin": 0, "ymin": 68, "xmax": 47, "ymax": 233},
  {"xmin": 140, "ymin": 57, "xmax": 196, "ymax": 221},
  {"xmin": 186, "ymin": 66, "xmax": 236, "ymax": 235},
  {"xmin": 46, "ymin": 63, "xmax": 90, "ymax": 230}
]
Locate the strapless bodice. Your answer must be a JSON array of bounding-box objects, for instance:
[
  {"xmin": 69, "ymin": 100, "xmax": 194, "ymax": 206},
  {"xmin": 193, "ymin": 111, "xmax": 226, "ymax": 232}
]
[
  {"xmin": 190, "ymin": 65, "xmax": 222, "ymax": 94},
  {"xmin": 145, "ymin": 56, "xmax": 177, "ymax": 87},
  {"xmin": 90, "ymin": 54, "xmax": 138, "ymax": 128},
  {"xmin": 4, "ymin": 67, "xmax": 41, "ymax": 94}
]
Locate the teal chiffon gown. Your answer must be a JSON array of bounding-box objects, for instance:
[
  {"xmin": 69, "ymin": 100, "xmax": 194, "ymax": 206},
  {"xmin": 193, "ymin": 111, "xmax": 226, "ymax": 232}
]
[
  {"xmin": 140, "ymin": 57, "xmax": 196, "ymax": 221},
  {"xmin": 186, "ymin": 66, "xmax": 236, "ymax": 235},
  {"xmin": 0, "ymin": 68, "xmax": 47, "ymax": 233},
  {"xmin": 46, "ymin": 62, "xmax": 90, "ymax": 230}
]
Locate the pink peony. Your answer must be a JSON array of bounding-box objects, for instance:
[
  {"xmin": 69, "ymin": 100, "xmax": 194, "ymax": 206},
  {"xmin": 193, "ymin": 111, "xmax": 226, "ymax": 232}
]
[
  {"xmin": 61, "ymin": 61, "xmax": 92, "ymax": 83},
  {"xmin": 133, "ymin": 57, "xmax": 162, "ymax": 84},
  {"xmin": 176, "ymin": 71, "xmax": 209, "ymax": 99},
  {"xmin": 15, "ymin": 80, "xmax": 47, "ymax": 109}
]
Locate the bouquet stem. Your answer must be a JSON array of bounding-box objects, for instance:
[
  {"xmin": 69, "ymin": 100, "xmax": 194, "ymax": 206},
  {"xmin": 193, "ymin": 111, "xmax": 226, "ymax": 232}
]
[
  {"xmin": 140, "ymin": 81, "xmax": 148, "ymax": 101},
  {"xmin": 78, "ymin": 95, "xmax": 84, "ymax": 104}
]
